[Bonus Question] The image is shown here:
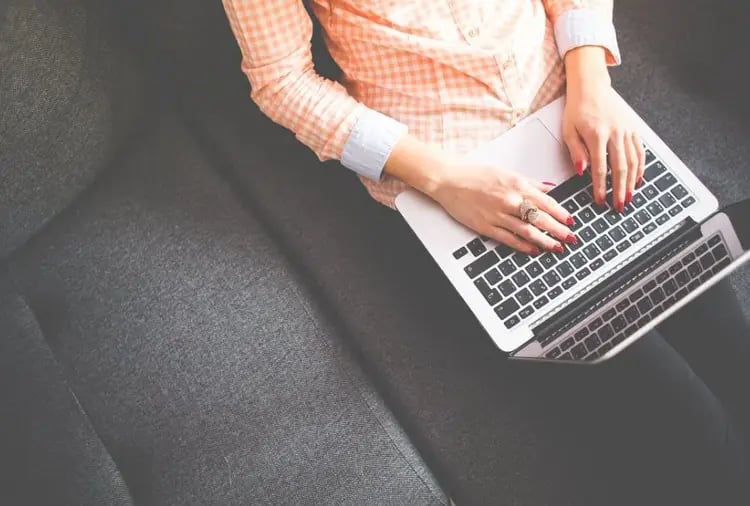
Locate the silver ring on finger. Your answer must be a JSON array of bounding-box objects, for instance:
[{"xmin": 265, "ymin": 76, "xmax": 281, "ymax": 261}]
[{"xmin": 518, "ymin": 198, "xmax": 540, "ymax": 225}]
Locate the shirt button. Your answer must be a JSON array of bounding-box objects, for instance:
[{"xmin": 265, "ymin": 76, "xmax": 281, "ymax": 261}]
[{"xmin": 467, "ymin": 28, "xmax": 480, "ymax": 38}]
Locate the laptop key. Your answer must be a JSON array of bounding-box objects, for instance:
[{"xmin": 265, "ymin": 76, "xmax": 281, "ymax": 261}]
[
  {"xmin": 453, "ymin": 246, "xmax": 468, "ymax": 259},
  {"xmin": 595, "ymin": 235, "xmax": 614, "ymax": 251},
  {"xmin": 485, "ymin": 268, "xmax": 502, "ymax": 285},
  {"xmin": 621, "ymin": 218, "xmax": 638, "ymax": 233},
  {"xmin": 563, "ymin": 200, "xmax": 579, "ymax": 213},
  {"xmin": 539, "ymin": 254, "xmax": 557, "ymax": 269},
  {"xmin": 645, "ymin": 149, "xmax": 656, "ymax": 165},
  {"xmin": 465, "ymin": 251, "xmax": 499, "ymax": 278},
  {"xmin": 533, "ymin": 296, "xmax": 550, "ymax": 310},
  {"xmin": 516, "ymin": 288, "xmax": 533, "ymax": 305},
  {"xmin": 578, "ymin": 207, "xmax": 596, "ymax": 223},
  {"xmin": 700, "ymin": 253, "xmax": 714, "ymax": 270},
  {"xmin": 473, "ymin": 281, "xmax": 501, "ymax": 306},
  {"xmin": 543, "ymin": 271, "xmax": 561, "ymax": 287},
  {"xmin": 655, "ymin": 214, "xmax": 670, "ymax": 226},
  {"xmin": 629, "ymin": 231, "xmax": 644, "ymax": 243},
  {"xmin": 589, "ymin": 318, "xmax": 604, "ymax": 331},
  {"xmin": 643, "ymin": 223, "xmax": 657, "ymax": 235},
  {"xmin": 654, "ymin": 173, "xmax": 677, "ymax": 192},
  {"xmin": 498, "ymin": 259, "xmax": 516, "ymax": 276},
  {"xmin": 634, "ymin": 210, "xmax": 651, "ymax": 225},
  {"xmin": 526, "ymin": 261, "xmax": 544, "ymax": 278},
  {"xmin": 512, "ymin": 271, "xmax": 530, "ymax": 287},
  {"xmin": 650, "ymin": 287, "xmax": 666, "ymax": 305},
  {"xmin": 624, "ymin": 306, "xmax": 640, "ymax": 323},
  {"xmin": 498, "ymin": 280, "xmax": 515, "ymax": 296},
  {"xmin": 562, "ymin": 277, "xmax": 577, "ymax": 289},
  {"xmin": 571, "ymin": 343, "xmax": 587, "ymax": 359},
  {"xmin": 644, "ymin": 161, "xmax": 666, "ymax": 181},
  {"xmin": 631, "ymin": 193, "xmax": 647, "ymax": 208},
  {"xmin": 682, "ymin": 252, "xmax": 696, "ymax": 265},
  {"xmin": 646, "ymin": 202, "xmax": 664, "ymax": 217},
  {"xmin": 556, "ymin": 261, "xmax": 574, "ymax": 277},
  {"xmin": 668, "ymin": 205, "xmax": 682, "ymax": 217},
  {"xmin": 656, "ymin": 271, "xmax": 669, "ymax": 283},
  {"xmin": 590, "ymin": 258, "xmax": 604, "ymax": 271},
  {"xmin": 603, "ymin": 249, "xmax": 618, "ymax": 262},
  {"xmin": 708, "ymin": 235, "xmax": 722, "ymax": 247},
  {"xmin": 467, "ymin": 238, "xmax": 487, "ymax": 256},
  {"xmin": 574, "ymin": 191, "xmax": 591, "ymax": 207},
  {"xmin": 642, "ymin": 185, "xmax": 659, "ymax": 200},
  {"xmin": 598, "ymin": 323, "xmax": 614, "ymax": 342},
  {"xmin": 546, "ymin": 346, "xmax": 561, "ymax": 359},
  {"xmin": 671, "ymin": 185, "xmax": 688, "ymax": 200},
  {"xmin": 681, "ymin": 196, "xmax": 696, "ymax": 208},
  {"xmin": 504, "ymin": 315, "xmax": 521, "ymax": 329},
  {"xmin": 570, "ymin": 253, "xmax": 587, "ymax": 269},
  {"xmin": 529, "ymin": 280, "xmax": 547, "ymax": 296},
  {"xmin": 687, "ymin": 261, "xmax": 701, "ymax": 278},
  {"xmin": 495, "ymin": 244, "xmax": 513, "ymax": 258},
  {"xmin": 495, "ymin": 299, "xmax": 520, "ymax": 319},
  {"xmin": 609, "ymin": 226, "xmax": 625, "ymax": 242},
  {"xmin": 592, "ymin": 218, "xmax": 608, "ymax": 234},
  {"xmin": 669, "ymin": 263, "xmax": 682, "ymax": 275},
  {"xmin": 695, "ymin": 243, "xmax": 708, "ymax": 256},
  {"xmin": 548, "ymin": 286, "xmax": 563, "ymax": 299},
  {"xmin": 616, "ymin": 240, "xmax": 632, "ymax": 252},
  {"xmin": 658, "ymin": 192, "xmax": 676, "ymax": 209},
  {"xmin": 579, "ymin": 226, "xmax": 596, "ymax": 242},
  {"xmin": 675, "ymin": 270, "xmax": 690, "ymax": 286},
  {"xmin": 611, "ymin": 315, "xmax": 627, "ymax": 332},
  {"xmin": 585, "ymin": 335, "xmax": 601, "ymax": 352},
  {"xmin": 583, "ymin": 244, "xmax": 600, "ymax": 260},
  {"xmin": 575, "ymin": 328, "xmax": 589, "ymax": 341},
  {"xmin": 604, "ymin": 211, "xmax": 621, "ymax": 225},
  {"xmin": 629, "ymin": 288, "xmax": 644, "ymax": 302},
  {"xmin": 637, "ymin": 297, "xmax": 653, "ymax": 314},
  {"xmin": 561, "ymin": 337, "xmax": 575, "ymax": 350},
  {"xmin": 575, "ymin": 267, "xmax": 592, "ymax": 280},
  {"xmin": 519, "ymin": 306, "xmax": 535, "ymax": 319}
]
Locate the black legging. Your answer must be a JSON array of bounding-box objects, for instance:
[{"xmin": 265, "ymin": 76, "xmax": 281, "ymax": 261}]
[{"xmin": 510, "ymin": 277, "xmax": 750, "ymax": 505}]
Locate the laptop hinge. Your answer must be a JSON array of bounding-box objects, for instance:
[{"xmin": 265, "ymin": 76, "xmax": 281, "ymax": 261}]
[{"xmin": 532, "ymin": 217, "xmax": 701, "ymax": 347}]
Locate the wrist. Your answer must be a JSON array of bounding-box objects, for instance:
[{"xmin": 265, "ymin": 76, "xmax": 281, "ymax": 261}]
[
  {"xmin": 383, "ymin": 133, "xmax": 455, "ymax": 198},
  {"xmin": 564, "ymin": 46, "xmax": 611, "ymax": 96}
]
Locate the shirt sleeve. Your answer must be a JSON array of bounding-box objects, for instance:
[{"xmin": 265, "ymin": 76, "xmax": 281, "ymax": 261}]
[
  {"xmin": 542, "ymin": 0, "xmax": 621, "ymax": 65},
  {"xmin": 222, "ymin": 0, "xmax": 407, "ymax": 181}
]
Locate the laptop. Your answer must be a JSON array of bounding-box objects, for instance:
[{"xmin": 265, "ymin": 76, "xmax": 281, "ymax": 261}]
[{"xmin": 396, "ymin": 94, "xmax": 750, "ymax": 364}]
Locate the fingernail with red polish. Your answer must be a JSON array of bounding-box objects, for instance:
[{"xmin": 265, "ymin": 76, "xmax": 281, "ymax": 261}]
[
  {"xmin": 617, "ymin": 202, "xmax": 625, "ymax": 213},
  {"xmin": 626, "ymin": 191, "xmax": 632, "ymax": 205},
  {"xmin": 552, "ymin": 244, "xmax": 565, "ymax": 253},
  {"xmin": 576, "ymin": 160, "xmax": 586, "ymax": 176},
  {"xmin": 565, "ymin": 216, "xmax": 575, "ymax": 226},
  {"xmin": 543, "ymin": 181, "xmax": 556, "ymax": 186},
  {"xmin": 565, "ymin": 234, "xmax": 578, "ymax": 244},
  {"xmin": 637, "ymin": 176, "xmax": 643, "ymax": 187},
  {"xmin": 530, "ymin": 247, "xmax": 542, "ymax": 256}
]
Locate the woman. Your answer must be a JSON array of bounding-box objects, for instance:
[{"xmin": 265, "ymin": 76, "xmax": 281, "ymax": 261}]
[{"xmin": 223, "ymin": 1, "xmax": 750, "ymax": 503}]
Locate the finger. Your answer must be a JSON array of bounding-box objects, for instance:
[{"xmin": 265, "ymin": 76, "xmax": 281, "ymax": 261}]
[
  {"xmin": 632, "ymin": 133, "xmax": 646, "ymax": 188},
  {"xmin": 528, "ymin": 208, "xmax": 578, "ymax": 245},
  {"xmin": 528, "ymin": 180, "xmax": 557, "ymax": 193},
  {"xmin": 564, "ymin": 129, "xmax": 589, "ymax": 176},
  {"xmin": 608, "ymin": 134, "xmax": 628, "ymax": 212},
  {"xmin": 496, "ymin": 213, "xmax": 565, "ymax": 253},
  {"xmin": 624, "ymin": 132, "xmax": 640, "ymax": 205},
  {"xmin": 486, "ymin": 226, "xmax": 541, "ymax": 255},
  {"xmin": 585, "ymin": 129, "xmax": 608, "ymax": 205},
  {"xmin": 521, "ymin": 183, "xmax": 575, "ymax": 226}
]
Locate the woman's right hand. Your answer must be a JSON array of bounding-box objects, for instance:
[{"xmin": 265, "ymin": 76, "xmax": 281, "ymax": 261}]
[{"xmin": 427, "ymin": 160, "xmax": 578, "ymax": 255}]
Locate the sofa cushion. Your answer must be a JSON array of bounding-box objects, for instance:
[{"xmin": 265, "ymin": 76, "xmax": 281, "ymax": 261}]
[
  {"xmin": 2, "ymin": 115, "xmax": 447, "ymax": 505},
  {"xmin": 0, "ymin": 0, "xmax": 144, "ymax": 259}
]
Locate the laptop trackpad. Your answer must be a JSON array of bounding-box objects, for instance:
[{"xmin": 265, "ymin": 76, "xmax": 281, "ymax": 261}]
[{"xmin": 466, "ymin": 118, "xmax": 575, "ymax": 185}]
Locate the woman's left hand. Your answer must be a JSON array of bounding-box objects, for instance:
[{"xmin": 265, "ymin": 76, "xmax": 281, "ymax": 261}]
[{"xmin": 562, "ymin": 47, "xmax": 645, "ymax": 212}]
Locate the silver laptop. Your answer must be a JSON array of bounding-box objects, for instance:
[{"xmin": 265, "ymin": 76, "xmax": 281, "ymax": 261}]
[{"xmin": 396, "ymin": 94, "xmax": 750, "ymax": 364}]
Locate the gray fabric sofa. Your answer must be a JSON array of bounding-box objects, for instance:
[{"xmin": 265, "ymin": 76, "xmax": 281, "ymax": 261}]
[{"xmin": 1, "ymin": 0, "xmax": 748, "ymax": 505}]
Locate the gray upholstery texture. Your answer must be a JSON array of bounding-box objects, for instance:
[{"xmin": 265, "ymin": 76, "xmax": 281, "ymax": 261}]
[
  {"xmin": 2, "ymin": 115, "xmax": 447, "ymax": 505},
  {"xmin": 0, "ymin": 284, "xmax": 134, "ymax": 506},
  {"xmin": 0, "ymin": 0, "xmax": 144, "ymax": 260}
]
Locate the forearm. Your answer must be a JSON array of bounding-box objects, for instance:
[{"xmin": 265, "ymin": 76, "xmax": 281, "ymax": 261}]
[
  {"xmin": 564, "ymin": 46, "xmax": 611, "ymax": 98},
  {"xmin": 383, "ymin": 134, "xmax": 452, "ymax": 197}
]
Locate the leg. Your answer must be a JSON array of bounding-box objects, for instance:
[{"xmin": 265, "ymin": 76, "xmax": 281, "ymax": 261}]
[
  {"xmin": 510, "ymin": 330, "xmax": 749, "ymax": 505},
  {"xmin": 657, "ymin": 278, "xmax": 750, "ymax": 437}
]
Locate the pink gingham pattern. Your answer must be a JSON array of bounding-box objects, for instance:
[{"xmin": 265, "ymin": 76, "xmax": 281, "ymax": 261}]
[{"xmin": 223, "ymin": 0, "xmax": 618, "ymax": 208}]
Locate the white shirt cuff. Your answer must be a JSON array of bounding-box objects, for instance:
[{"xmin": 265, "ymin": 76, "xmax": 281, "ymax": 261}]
[
  {"xmin": 554, "ymin": 9, "xmax": 622, "ymax": 66},
  {"xmin": 341, "ymin": 108, "xmax": 408, "ymax": 181}
]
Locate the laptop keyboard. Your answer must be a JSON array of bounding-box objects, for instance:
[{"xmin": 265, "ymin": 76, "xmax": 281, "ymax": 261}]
[
  {"xmin": 545, "ymin": 233, "xmax": 731, "ymax": 361},
  {"xmin": 454, "ymin": 147, "xmax": 697, "ymax": 330}
]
